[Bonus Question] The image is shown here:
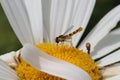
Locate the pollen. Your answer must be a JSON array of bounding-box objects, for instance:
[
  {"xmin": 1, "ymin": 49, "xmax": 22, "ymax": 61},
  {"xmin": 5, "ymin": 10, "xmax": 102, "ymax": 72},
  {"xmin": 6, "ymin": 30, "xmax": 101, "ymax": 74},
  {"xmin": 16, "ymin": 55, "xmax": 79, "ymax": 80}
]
[
  {"xmin": 15, "ymin": 59, "xmax": 64, "ymax": 80},
  {"xmin": 15, "ymin": 43, "xmax": 101, "ymax": 80}
]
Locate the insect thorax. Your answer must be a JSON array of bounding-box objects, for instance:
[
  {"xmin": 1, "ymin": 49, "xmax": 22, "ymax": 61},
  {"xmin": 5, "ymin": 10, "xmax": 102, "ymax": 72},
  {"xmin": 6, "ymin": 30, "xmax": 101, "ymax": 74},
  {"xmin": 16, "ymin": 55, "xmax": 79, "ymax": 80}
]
[{"xmin": 55, "ymin": 35, "xmax": 71, "ymax": 43}]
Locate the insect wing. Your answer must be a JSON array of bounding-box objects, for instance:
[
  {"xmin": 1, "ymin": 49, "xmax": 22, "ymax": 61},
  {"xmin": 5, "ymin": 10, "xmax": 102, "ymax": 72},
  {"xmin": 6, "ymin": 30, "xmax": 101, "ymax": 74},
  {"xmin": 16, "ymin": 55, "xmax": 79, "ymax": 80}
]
[{"xmin": 63, "ymin": 25, "xmax": 74, "ymax": 35}]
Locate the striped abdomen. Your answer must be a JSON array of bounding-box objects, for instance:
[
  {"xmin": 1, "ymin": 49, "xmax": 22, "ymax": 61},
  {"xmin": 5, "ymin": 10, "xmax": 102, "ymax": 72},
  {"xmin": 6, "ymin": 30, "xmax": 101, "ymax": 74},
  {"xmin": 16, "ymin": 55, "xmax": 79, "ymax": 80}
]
[{"xmin": 67, "ymin": 27, "xmax": 83, "ymax": 37}]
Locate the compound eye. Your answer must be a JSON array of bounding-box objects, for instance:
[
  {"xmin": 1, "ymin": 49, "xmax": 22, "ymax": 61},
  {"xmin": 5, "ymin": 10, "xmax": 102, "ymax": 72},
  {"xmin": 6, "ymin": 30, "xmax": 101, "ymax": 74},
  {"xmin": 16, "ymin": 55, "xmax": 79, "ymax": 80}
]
[{"xmin": 55, "ymin": 37, "xmax": 59, "ymax": 43}]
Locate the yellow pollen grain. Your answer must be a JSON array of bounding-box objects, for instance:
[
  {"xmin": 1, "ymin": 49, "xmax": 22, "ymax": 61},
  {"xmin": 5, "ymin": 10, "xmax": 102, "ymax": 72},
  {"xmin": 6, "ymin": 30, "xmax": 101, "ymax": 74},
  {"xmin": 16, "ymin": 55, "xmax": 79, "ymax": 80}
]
[{"xmin": 15, "ymin": 43, "xmax": 101, "ymax": 80}]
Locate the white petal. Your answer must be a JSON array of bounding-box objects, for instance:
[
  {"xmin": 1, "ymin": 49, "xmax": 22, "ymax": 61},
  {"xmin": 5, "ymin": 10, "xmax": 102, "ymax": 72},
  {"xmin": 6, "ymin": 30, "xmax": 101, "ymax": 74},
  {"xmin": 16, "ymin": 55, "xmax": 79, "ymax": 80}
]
[
  {"xmin": 0, "ymin": 51, "xmax": 16, "ymax": 63},
  {"xmin": 104, "ymin": 75, "xmax": 120, "ymax": 80},
  {"xmin": 23, "ymin": 0, "xmax": 43, "ymax": 44},
  {"xmin": 49, "ymin": 0, "xmax": 95, "ymax": 46},
  {"xmin": 50, "ymin": 0, "xmax": 74, "ymax": 42},
  {"xmin": 98, "ymin": 49, "xmax": 120, "ymax": 67},
  {"xmin": 41, "ymin": 0, "xmax": 51, "ymax": 42},
  {"xmin": 92, "ymin": 28, "xmax": 120, "ymax": 59},
  {"xmin": 0, "ymin": 59, "xmax": 18, "ymax": 79},
  {"xmin": 21, "ymin": 44, "xmax": 91, "ymax": 80},
  {"xmin": 102, "ymin": 64, "xmax": 120, "ymax": 78},
  {"xmin": 79, "ymin": 5, "xmax": 120, "ymax": 51},
  {"xmin": 71, "ymin": 0, "xmax": 96, "ymax": 46},
  {"xmin": 0, "ymin": 0, "xmax": 43, "ymax": 45}
]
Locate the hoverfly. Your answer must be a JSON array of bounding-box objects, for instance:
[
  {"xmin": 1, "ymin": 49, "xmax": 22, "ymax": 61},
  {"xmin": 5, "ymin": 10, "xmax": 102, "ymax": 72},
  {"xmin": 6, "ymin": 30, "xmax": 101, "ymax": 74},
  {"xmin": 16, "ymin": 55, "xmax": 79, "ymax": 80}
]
[{"xmin": 55, "ymin": 25, "xmax": 83, "ymax": 45}]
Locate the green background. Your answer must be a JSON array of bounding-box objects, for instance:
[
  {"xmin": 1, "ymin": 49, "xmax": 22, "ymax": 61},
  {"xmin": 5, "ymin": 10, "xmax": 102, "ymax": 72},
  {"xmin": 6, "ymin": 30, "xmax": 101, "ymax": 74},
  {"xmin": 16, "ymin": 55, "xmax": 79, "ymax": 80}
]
[{"xmin": 0, "ymin": 0, "xmax": 120, "ymax": 55}]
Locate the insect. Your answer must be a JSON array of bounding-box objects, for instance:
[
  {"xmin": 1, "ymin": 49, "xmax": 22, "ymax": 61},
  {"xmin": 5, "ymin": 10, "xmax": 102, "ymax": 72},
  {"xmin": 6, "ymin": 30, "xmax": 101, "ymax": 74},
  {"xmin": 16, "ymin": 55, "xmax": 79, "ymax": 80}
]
[{"xmin": 55, "ymin": 25, "xmax": 83, "ymax": 45}]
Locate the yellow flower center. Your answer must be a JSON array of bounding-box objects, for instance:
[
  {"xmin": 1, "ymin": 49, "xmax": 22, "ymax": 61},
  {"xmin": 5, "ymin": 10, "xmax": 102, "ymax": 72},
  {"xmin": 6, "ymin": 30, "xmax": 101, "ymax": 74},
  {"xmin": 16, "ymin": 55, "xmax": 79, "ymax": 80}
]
[{"xmin": 15, "ymin": 43, "xmax": 102, "ymax": 80}]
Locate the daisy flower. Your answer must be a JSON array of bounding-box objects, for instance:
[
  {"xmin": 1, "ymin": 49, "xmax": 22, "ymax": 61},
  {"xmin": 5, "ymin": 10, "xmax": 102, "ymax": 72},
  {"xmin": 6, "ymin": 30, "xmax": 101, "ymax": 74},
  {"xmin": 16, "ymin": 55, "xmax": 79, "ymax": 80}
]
[{"xmin": 0, "ymin": 0, "xmax": 120, "ymax": 80}]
